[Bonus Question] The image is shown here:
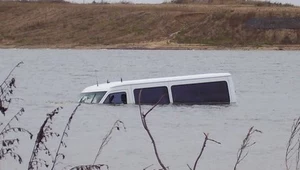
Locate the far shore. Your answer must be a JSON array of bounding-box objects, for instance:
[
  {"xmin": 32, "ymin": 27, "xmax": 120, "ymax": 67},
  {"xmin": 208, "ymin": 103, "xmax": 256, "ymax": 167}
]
[{"xmin": 2, "ymin": 2, "xmax": 300, "ymax": 50}]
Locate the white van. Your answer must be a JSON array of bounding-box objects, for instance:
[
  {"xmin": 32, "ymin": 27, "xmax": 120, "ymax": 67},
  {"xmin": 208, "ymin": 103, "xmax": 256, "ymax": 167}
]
[{"xmin": 79, "ymin": 73, "xmax": 236, "ymax": 105}]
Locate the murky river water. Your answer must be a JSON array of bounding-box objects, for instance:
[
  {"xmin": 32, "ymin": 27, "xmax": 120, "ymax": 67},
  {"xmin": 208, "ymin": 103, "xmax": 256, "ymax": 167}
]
[{"xmin": 0, "ymin": 49, "xmax": 300, "ymax": 170}]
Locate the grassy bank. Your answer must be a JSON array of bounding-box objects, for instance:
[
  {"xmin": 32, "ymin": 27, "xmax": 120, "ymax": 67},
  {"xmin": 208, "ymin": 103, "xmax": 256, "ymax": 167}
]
[{"xmin": 1, "ymin": 2, "xmax": 300, "ymax": 50}]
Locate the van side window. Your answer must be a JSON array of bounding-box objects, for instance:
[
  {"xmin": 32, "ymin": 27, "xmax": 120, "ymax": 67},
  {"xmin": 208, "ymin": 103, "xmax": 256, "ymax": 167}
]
[
  {"xmin": 134, "ymin": 86, "xmax": 170, "ymax": 104},
  {"xmin": 171, "ymin": 81, "xmax": 230, "ymax": 104},
  {"xmin": 104, "ymin": 92, "xmax": 127, "ymax": 104}
]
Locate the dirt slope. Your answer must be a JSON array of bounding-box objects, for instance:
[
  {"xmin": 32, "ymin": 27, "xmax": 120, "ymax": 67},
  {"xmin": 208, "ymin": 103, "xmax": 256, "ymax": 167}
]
[{"xmin": 1, "ymin": 2, "xmax": 300, "ymax": 49}]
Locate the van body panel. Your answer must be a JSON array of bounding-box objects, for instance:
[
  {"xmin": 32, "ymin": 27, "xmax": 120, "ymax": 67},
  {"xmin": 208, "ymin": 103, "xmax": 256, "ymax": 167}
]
[{"xmin": 80, "ymin": 73, "xmax": 236, "ymax": 105}]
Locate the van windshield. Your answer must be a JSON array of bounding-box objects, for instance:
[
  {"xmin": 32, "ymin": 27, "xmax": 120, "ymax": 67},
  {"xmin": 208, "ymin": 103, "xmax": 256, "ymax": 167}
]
[{"xmin": 79, "ymin": 91, "xmax": 106, "ymax": 104}]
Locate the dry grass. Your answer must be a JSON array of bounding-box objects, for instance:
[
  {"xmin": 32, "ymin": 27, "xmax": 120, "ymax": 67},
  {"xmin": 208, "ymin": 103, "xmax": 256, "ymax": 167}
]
[{"xmin": 1, "ymin": 2, "xmax": 300, "ymax": 48}]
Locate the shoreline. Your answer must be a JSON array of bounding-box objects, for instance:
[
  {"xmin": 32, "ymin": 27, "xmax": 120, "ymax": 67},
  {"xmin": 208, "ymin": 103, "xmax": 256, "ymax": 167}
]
[{"xmin": 2, "ymin": 42, "xmax": 300, "ymax": 50}]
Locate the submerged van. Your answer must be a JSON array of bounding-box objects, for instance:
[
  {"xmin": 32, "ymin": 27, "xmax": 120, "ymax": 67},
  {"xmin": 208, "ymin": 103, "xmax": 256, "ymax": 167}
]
[{"xmin": 79, "ymin": 73, "xmax": 236, "ymax": 105}]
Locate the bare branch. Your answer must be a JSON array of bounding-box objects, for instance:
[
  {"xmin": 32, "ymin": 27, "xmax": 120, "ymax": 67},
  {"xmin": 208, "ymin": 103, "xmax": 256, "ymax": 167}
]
[
  {"xmin": 138, "ymin": 90, "xmax": 167, "ymax": 170},
  {"xmin": 192, "ymin": 133, "xmax": 221, "ymax": 170}
]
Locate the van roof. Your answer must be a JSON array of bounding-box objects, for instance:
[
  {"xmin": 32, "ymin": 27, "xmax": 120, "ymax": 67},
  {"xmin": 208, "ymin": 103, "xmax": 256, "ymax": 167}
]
[{"xmin": 81, "ymin": 73, "xmax": 231, "ymax": 93}]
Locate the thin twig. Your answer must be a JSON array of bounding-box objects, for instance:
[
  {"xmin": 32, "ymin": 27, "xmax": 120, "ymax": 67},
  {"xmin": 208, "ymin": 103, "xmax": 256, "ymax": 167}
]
[
  {"xmin": 234, "ymin": 126, "xmax": 262, "ymax": 170},
  {"xmin": 143, "ymin": 164, "xmax": 154, "ymax": 170},
  {"xmin": 285, "ymin": 116, "xmax": 300, "ymax": 170},
  {"xmin": 0, "ymin": 108, "xmax": 26, "ymax": 135},
  {"xmin": 187, "ymin": 164, "xmax": 192, "ymax": 170},
  {"xmin": 93, "ymin": 120, "xmax": 126, "ymax": 165},
  {"xmin": 144, "ymin": 94, "xmax": 166, "ymax": 117},
  {"xmin": 0, "ymin": 62, "xmax": 23, "ymax": 87},
  {"xmin": 50, "ymin": 103, "xmax": 81, "ymax": 170},
  {"xmin": 296, "ymin": 139, "xmax": 300, "ymax": 170}
]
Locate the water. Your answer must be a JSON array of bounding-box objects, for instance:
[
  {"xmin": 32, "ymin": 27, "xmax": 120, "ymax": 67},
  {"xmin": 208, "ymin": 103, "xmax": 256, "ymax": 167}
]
[{"xmin": 0, "ymin": 49, "xmax": 300, "ymax": 170}]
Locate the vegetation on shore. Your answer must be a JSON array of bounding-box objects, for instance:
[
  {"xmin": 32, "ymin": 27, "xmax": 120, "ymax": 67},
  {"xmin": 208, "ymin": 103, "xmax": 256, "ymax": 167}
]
[{"xmin": 1, "ymin": 1, "xmax": 300, "ymax": 49}]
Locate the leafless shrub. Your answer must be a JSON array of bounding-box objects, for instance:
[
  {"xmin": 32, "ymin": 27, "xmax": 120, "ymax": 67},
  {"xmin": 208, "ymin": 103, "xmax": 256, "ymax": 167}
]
[
  {"xmin": 138, "ymin": 90, "xmax": 168, "ymax": 170},
  {"xmin": 234, "ymin": 126, "xmax": 262, "ymax": 170},
  {"xmin": 50, "ymin": 103, "xmax": 81, "ymax": 170},
  {"xmin": 0, "ymin": 108, "xmax": 33, "ymax": 164},
  {"xmin": 285, "ymin": 116, "xmax": 300, "ymax": 170},
  {"xmin": 0, "ymin": 61, "xmax": 33, "ymax": 164},
  {"xmin": 187, "ymin": 133, "xmax": 221, "ymax": 170},
  {"xmin": 28, "ymin": 107, "xmax": 62, "ymax": 170},
  {"xmin": 0, "ymin": 61, "xmax": 23, "ymax": 116}
]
